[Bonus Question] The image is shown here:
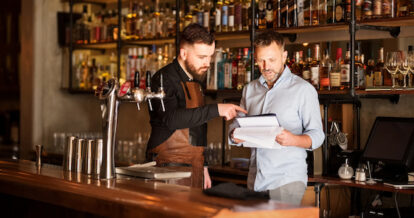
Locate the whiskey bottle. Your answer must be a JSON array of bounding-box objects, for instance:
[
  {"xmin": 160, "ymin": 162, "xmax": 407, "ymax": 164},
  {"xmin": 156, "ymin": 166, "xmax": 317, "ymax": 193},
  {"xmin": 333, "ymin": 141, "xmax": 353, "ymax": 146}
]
[
  {"xmin": 216, "ymin": 1, "xmax": 223, "ymax": 32},
  {"xmin": 288, "ymin": 0, "xmax": 298, "ymax": 27},
  {"xmin": 356, "ymin": 0, "xmax": 363, "ymax": 21},
  {"xmin": 242, "ymin": 0, "xmax": 251, "ymax": 30},
  {"xmin": 311, "ymin": 0, "xmax": 320, "ymax": 25},
  {"xmin": 310, "ymin": 44, "xmax": 321, "ymax": 89},
  {"xmin": 266, "ymin": 0, "xmax": 275, "ymax": 28},
  {"xmin": 228, "ymin": 0, "xmax": 235, "ymax": 31},
  {"xmin": 258, "ymin": 0, "xmax": 267, "ymax": 29},
  {"xmin": 222, "ymin": 1, "xmax": 229, "ymax": 31},
  {"xmin": 382, "ymin": 0, "xmax": 393, "ymax": 18},
  {"xmin": 320, "ymin": 48, "xmax": 333, "ymax": 90},
  {"xmin": 363, "ymin": 0, "xmax": 373, "ymax": 20},
  {"xmin": 231, "ymin": 50, "xmax": 239, "ymax": 89},
  {"xmin": 237, "ymin": 49, "xmax": 246, "ymax": 90},
  {"xmin": 397, "ymin": 0, "xmax": 411, "ymax": 17},
  {"xmin": 365, "ymin": 59, "xmax": 375, "ymax": 87},
  {"xmin": 372, "ymin": 0, "xmax": 382, "ymax": 18},
  {"xmin": 327, "ymin": 0, "xmax": 335, "ymax": 23},
  {"xmin": 330, "ymin": 48, "xmax": 342, "ymax": 90},
  {"xmin": 304, "ymin": 0, "xmax": 312, "ymax": 25},
  {"xmin": 335, "ymin": 0, "xmax": 346, "ymax": 22},
  {"xmin": 235, "ymin": 0, "xmax": 243, "ymax": 31},
  {"xmin": 340, "ymin": 46, "xmax": 351, "ymax": 90},
  {"xmin": 302, "ymin": 48, "xmax": 312, "ymax": 83},
  {"xmin": 298, "ymin": 0, "xmax": 305, "ymax": 26},
  {"xmin": 319, "ymin": 0, "xmax": 328, "ymax": 25},
  {"xmin": 291, "ymin": 51, "xmax": 303, "ymax": 77},
  {"xmin": 281, "ymin": 0, "xmax": 289, "ymax": 27}
]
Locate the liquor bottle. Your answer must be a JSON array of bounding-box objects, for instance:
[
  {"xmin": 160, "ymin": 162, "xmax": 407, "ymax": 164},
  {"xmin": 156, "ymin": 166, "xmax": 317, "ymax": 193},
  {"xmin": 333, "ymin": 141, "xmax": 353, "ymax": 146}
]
[
  {"xmin": 235, "ymin": 0, "xmax": 243, "ymax": 31},
  {"xmin": 125, "ymin": 0, "xmax": 136, "ymax": 39},
  {"xmin": 319, "ymin": 0, "xmax": 328, "ymax": 25},
  {"xmin": 237, "ymin": 49, "xmax": 246, "ymax": 90},
  {"xmin": 298, "ymin": 0, "xmax": 305, "ymax": 26},
  {"xmin": 258, "ymin": 0, "xmax": 267, "ymax": 29},
  {"xmin": 304, "ymin": 0, "xmax": 312, "ymax": 25},
  {"xmin": 80, "ymin": 56, "xmax": 89, "ymax": 89},
  {"xmin": 354, "ymin": 43, "xmax": 364, "ymax": 89},
  {"xmin": 280, "ymin": 0, "xmax": 289, "ymax": 27},
  {"xmin": 228, "ymin": 0, "xmax": 235, "ymax": 31},
  {"xmin": 327, "ymin": 0, "xmax": 335, "ymax": 23},
  {"xmin": 335, "ymin": 0, "xmax": 346, "ymax": 22},
  {"xmin": 375, "ymin": 47, "xmax": 387, "ymax": 86},
  {"xmin": 310, "ymin": 44, "xmax": 321, "ymax": 89},
  {"xmin": 372, "ymin": 0, "xmax": 382, "ymax": 18},
  {"xmin": 222, "ymin": 0, "xmax": 229, "ymax": 31},
  {"xmin": 218, "ymin": 50, "xmax": 226, "ymax": 89},
  {"xmin": 356, "ymin": 0, "xmax": 363, "ymax": 20},
  {"xmin": 110, "ymin": 52, "xmax": 117, "ymax": 79},
  {"xmin": 311, "ymin": 0, "xmax": 319, "ymax": 25},
  {"xmin": 320, "ymin": 48, "xmax": 333, "ymax": 90},
  {"xmin": 397, "ymin": 0, "xmax": 411, "ymax": 17},
  {"xmin": 291, "ymin": 51, "xmax": 303, "ymax": 77},
  {"xmin": 345, "ymin": 0, "xmax": 351, "ymax": 21},
  {"xmin": 302, "ymin": 48, "xmax": 312, "ymax": 83},
  {"xmin": 363, "ymin": 0, "xmax": 373, "ymax": 20},
  {"xmin": 216, "ymin": 0, "xmax": 223, "ymax": 32},
  {"xmin": 365, "ymin": 59, "xmax": 375, "ymax": 87},
  {"xmin": 340, "ymin": 45, "xmax": 351, "ymax": 90},
  {"xmin": 231, "ymin": 50, "xmax": 239, "ymax": 88},
  {"xmin": 288, "ymin": 0, "xmax": 298, "ymax": 27},
  {"xmin": 224, "ymin": 50, "xmax": 233, "ymax": 88},
  {"xmin": 266, "ymin": 0, "xmax": 274, "ymax": 28},
  {"xmin": 330, "ymin": 48, "xmax": 342, "ymax": 90},
  {"xmin": 244, "ymin": 48, "xmax": 252, "ymax": 84},
  {"xmin": 383, "ymin": 0, "xmax": 393, "ymax": 18},
  {"xmin": 203, "ymin": 0, "xmax": 212, "ymax": 30},
  {"xmin": 242, "ymin": 0, "xmax": 251, "ymax": 30}
]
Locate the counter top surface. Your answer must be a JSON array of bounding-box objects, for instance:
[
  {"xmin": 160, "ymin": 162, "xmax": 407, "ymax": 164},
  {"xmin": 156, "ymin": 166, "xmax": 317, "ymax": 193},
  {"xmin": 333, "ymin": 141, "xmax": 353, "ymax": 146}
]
[{"xmin": 0, "ymin": 159, "xmax": 318, "ymax": 217}]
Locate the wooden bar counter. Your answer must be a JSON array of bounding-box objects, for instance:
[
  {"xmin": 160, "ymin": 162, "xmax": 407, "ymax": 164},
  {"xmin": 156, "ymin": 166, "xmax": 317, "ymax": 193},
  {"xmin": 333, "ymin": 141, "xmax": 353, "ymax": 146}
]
[{"xmin": 0, "ymin": 159, "xmax": 318, "ymax": 217}]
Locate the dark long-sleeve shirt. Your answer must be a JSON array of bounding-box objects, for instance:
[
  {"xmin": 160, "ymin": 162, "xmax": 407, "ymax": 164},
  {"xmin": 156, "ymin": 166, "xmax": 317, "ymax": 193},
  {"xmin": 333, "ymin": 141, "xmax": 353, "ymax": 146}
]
[{"xmin": 147, "ymin": 59, "xmax": 219, "ymax": 152}]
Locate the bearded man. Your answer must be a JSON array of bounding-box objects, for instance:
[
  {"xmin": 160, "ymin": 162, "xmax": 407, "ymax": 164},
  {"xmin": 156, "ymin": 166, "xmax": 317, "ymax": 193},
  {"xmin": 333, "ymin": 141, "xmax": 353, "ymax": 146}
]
[{"xmin": 147, "ymin": 23, "xmax": 246, "ymax": 189}]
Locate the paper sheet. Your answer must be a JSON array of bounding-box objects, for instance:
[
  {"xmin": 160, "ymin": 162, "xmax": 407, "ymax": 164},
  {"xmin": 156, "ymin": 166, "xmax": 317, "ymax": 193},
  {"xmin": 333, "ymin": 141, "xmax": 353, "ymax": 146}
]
[{"xmin": 233, "ymin": 126, "xmax": 283, "ymax": 149}]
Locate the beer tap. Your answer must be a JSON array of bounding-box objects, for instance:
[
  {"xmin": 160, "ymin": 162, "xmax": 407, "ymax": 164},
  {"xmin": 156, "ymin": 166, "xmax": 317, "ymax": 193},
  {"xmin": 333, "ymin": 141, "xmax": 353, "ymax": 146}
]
[
  {"xmin": 146, "ymin": 71, "xmax": 153, "ymax": 111},
  {"xmin": 95, "ymin": 73, "xmax": 165, "ymax": 179}
]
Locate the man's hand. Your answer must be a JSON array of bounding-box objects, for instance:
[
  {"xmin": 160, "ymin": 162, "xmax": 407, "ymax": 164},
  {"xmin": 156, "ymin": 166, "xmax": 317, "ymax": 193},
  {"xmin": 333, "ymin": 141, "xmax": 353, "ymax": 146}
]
[
  {"xmin": 217, "ymin": 104, "xmax": 247, "ymax": 121},
  {"xmin": 230, "ymin": 129, "xmax": 245, "ymax": 144},
  {"xmin": 203, "ymin": 167, "xmax": 212, "ymax": 189},
  {"xmin": 276, "ymin": 129, "xmax": 312, "ymax": 149}
]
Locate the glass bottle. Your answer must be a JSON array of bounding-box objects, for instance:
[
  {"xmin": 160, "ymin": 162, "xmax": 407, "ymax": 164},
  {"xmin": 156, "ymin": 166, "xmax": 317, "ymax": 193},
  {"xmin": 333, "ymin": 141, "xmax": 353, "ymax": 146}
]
[
  {"xmin": 327, "ymin": 0, "xmax": 335, "ymax": 23},
  {"xmin": 356, "ymin": 0, "xmax": 363, "ymax": 21},
  {"xmin": 365, "ymin": 59, "xmax": 375, "ymax": 87},
  {"xmin": 311, "ymin": 0, "xmax": 319, "ymax": 25},
  {"xmin": 266, "ymin": 0, "xmax": 275, "ymax": 28},
  {"xmin": 397, "ymin": 0, "xmax": 411, "ymax": 17},
  {"xmin": 320, "ymin": 48, "xmax": 333, "ymax": 90},
  {"xmin": 235, "ymin": 0, "xmax": 243, "ymax": 31},
  {"xmin": 382, "ymin": 0, "xmax": 393, "ymax": 18},
  {"xmin": 345, "ymin": 0, "xmax": 351, "ymax": 21},
  {"xmin": 372, "ymin": 0, "xmax": 382, "ymax": 18},
  {"xmin": 304, "ymin": 0, "xmax": 312, "ymax": 25},
  {"xmin": 319, "ymin": 0, "xmax": 328, "ymax": 25},
  {"xmin": 335, "ymin": 0, "xmax": 346, "ymax": 22},
  {"xmin": 281, "ymin": 0, "xmax": 289, "ymax": 27},
  {"xmin": 311, "ymin": 44, "xmax": 321, "ymax": 89},
  {"xmin": 338, "ymin": 158, "xmax": 354, "ymax": 179},
  {"xmin": 340, "ymin": 45, "xmax": 351, "ymax": 90},
  {"xmin": 291, "ymin": 51, "xmax": 303, "ymax": 77},
  {"xmin": 222, "ymin": 0, "xmax": 229, "ymax": 31},
  {"xmin": 298, "ymin": 0, "xmax": 305, "ymax": 26},
  {"xmin": 228, "ymin": 0, "xmax": 235, "ymax": 31},
  {"xmin": 244, "ymin": 48, "xmax": 252, "ymax": 84},
  {"xmin": 231, "ymin": 49, "xmax": 239, "ymax": 89},
  {"xmin": 216, "ymin": 0, "xmax": 223, "ymax": 32},
  {"xmin": 258, "ymin": 0, "xmax": 267, "ymax": 29},
  {"xmin": 225, "ymin": 49, "xmax": 233, "ymax": 88},
  {"xmin": 302, "ymin": 48, "xmax": 312, "ymax": 83},
  {"xmin": 375, "ymin": 47, "xmax": 385, "ymax": 86},
  {"xmin": 242, "ymin": 0, "xmax": 251, "ymax": 30},
  {"xmin": 237, "ymin": 49, "xmax": 246, "ymax": 90},
  {"xmin": 330, "ymin": 48, "xmax": 342, "ymax": 90},
  {"xmin": 363, "ymin": 0, "xmax": 373, "ymax": 20},
  {"xmin": 288, "ymin": 0, "xmax": 298, "ymax": 27}
]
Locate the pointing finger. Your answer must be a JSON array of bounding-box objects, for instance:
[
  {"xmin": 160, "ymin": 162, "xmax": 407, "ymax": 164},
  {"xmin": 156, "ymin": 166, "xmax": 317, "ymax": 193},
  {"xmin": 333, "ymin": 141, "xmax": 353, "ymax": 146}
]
[{"xmin": 234, "ymin": 105, "xmax": 247, "ymax": 114}]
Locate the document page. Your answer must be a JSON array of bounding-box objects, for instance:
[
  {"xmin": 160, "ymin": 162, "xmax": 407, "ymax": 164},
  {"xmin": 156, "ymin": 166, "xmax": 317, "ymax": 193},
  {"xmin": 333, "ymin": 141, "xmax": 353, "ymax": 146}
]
[{"xmin": 233, "ymin": 114, "xmax": 283, "ymax": 149}]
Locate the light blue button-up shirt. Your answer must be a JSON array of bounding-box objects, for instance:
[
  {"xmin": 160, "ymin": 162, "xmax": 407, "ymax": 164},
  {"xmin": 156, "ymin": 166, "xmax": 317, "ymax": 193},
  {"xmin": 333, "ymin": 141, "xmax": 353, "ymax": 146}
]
[{"xmin": 229, "ymin": 66, "xmax": 325, "ymax": 192}]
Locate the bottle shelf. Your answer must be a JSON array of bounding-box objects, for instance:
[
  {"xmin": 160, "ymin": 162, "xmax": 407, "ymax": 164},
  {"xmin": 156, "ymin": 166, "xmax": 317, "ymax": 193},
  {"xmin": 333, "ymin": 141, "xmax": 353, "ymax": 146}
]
[
  {"xmin": 73, "ymin": 42, "xmax": 117, "ymax": 50},
  {"xmin": 356, "ymin": 88, "xmax": 414, "ymax": 95},
  {"xmin": 122, "ymin": 37, "xmax": 175, "ymax": 46}
]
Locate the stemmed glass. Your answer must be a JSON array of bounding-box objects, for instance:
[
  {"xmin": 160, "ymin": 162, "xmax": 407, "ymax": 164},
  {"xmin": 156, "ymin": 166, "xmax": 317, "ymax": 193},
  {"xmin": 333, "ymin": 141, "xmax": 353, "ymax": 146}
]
[
  {"xmin": 385, "ymin": 52, "xmax": 401, "ymax": 89},
  {"xmin": 399, "ymin": 51, "xmax": 410, "ymax": 89},
  {"xmin": 408, "ymin": 52, "xmax": 414, "ymax": 88}
]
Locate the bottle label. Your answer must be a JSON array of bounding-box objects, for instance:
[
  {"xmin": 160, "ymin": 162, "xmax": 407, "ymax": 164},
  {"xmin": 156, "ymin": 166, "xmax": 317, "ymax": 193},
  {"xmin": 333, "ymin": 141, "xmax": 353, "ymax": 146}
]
[
  {"xmin": 335, "ymin": 5, "xmax": 343, "ymax": 21},
  {"xmin": 266, "ymin": 10, "xmax": 273, "ymax": 22},
  {"xmin": 340, "ymin": 64, "xmax": 350, "ymax": 82},
  {"xmin": 224, "ymin": 63, "xmax": 232, "ymax": 88},
  {"xmin": 204, "ymin": 12, "xmax": 210, "ymax": 28},
  {"xmin": 330, "ymin": 72, "xmax": 341, "ymax": 87},
  {"xmin": 229, "ymin": 15, "xmax": 235, "ymax": 27},
  {"xmin": 373, "ymin": 0, "xmax": 382, "ymax": 16},
  {"xmin": 374, "ymin": 71, "xmax": 383, "ymax": 86},
  {"xmin": 222, "ymin": 6, "xmax": 228, "ymax": 26},
  {"xmin": 216, "ymin": 9, "xmax": 221, "ymax": 25},
  {"xmin": 303, "ymin": 70, "xmax": 310, "ymax": 80},
  {"xmin": 311, "ymin": 66, "xmax": 319, "ymax": 85},
  {"xmin": 320, "ymin": 78, "xmax": 330, "ymax": 87}
]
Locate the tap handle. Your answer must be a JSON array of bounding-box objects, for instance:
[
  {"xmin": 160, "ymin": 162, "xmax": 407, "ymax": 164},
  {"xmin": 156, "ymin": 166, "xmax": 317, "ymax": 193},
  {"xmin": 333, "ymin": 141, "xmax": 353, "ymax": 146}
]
[
  {"xmin": 134, "ymin": 71, "xmax": 140, "ymax": 88},
  {"xmin": 146, "ymin": 71, "xmax": 152, "ymax": 91},
  {"xmin": 136, "ymin": 102, "xmax": 140, "ymax": 110},
  {"xmin": 160, "ymin": 99, "xmax": 165, "ymax": 112},
  {"xmin": 159, "ymin": 72, "xmax": 164, "ymax": 90}
]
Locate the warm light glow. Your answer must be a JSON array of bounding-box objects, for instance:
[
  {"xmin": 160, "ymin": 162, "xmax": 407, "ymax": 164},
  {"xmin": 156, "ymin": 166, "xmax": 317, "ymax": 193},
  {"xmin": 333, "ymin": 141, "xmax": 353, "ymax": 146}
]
[{"xmin": 303, "ymin": 43, "xmax": 309, "ymax": 47}]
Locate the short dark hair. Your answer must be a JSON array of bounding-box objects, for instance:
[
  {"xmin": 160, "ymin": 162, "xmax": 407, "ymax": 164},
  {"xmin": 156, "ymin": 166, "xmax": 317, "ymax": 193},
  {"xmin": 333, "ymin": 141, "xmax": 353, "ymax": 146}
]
[
  {"xmin": 179, "ymin": 23, "xmax": 215, "ymax": 48},
  {"xmin": 254, "ymin": 30, "xmax": 285, "ymax": 49}
]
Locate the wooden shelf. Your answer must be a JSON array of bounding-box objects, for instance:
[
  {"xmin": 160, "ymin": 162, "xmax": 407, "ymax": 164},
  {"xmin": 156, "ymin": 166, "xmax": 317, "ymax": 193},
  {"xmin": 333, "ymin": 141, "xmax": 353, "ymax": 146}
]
[
  {"xmin": 122, "ymin": 37, "xmax": 175, "ymax": 46},
  {"xmin": 73, "ymin": 42, "xmax": 117, "ymax": 50},
  {"xmin": 356, "ymin": 88, "xmax": 414, "ymax": 95}
]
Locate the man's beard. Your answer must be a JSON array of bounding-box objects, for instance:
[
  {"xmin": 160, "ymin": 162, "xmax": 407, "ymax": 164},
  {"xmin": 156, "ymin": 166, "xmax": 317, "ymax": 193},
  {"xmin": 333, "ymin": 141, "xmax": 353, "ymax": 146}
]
[{"xmin": 184, "ymin": 59, "xmax": 208, "ymax": 82}]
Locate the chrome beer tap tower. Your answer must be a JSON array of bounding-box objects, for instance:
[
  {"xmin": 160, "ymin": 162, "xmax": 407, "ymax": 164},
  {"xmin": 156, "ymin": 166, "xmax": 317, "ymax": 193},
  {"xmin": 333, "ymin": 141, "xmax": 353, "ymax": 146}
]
[{"xmin": 95, "ymin": 72, "xmax": 165, "ymax": 179}]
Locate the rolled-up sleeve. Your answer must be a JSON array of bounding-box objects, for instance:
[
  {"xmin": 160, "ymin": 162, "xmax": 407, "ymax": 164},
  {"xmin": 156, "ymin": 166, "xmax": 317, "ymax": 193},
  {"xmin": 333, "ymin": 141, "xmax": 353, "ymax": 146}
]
[{"xmin": 299, "ymin": 86, "xmax": 325, "ymax": 150}]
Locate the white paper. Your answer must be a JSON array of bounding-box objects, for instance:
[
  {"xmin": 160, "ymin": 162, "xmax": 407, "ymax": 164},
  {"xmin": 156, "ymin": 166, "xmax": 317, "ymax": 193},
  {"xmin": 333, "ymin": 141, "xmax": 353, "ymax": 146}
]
[
  {"xmin": 234, "ymin": 126, "xmax": 284, "ymax": 149},
  {"xmin": 236, "ymin": 114, "xmax": 279, "ymax": 127}
]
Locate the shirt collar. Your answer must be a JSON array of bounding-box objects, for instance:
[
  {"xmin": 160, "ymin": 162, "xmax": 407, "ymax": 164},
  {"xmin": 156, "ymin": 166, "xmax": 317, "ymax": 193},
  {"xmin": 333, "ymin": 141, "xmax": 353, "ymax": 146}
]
[
  {"xmin": 258, "ymin": 65, "xmax": 292, "ymax": 89},
  {"xmin": 174, "ymin": 58, "xmax": 193, "ymax": 81}
]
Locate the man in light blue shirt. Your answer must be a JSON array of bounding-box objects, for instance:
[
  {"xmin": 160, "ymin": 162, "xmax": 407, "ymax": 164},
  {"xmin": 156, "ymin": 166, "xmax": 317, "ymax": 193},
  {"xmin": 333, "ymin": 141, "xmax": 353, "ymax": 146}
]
[{"xmin": 230, "ymin": 30, "xmax": 324, "ymax": 205}]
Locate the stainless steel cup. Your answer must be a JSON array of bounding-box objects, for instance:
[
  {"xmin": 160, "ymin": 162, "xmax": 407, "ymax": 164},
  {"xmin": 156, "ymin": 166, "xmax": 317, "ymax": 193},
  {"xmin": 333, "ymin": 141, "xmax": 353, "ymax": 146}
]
[
  {"xmin": 92, "ymin": 139, "xmax": 103, "ymax": 179},
  {"xmin": 82, "ymin": 139, "xmax": 94, "ymax": 175},
  {"xmin": 63, "ymin": 136, "xmax": 77, "ymax": 171},
  {"xmin": 73, "ymin": 138, "xmax": 85, "ymax": 173}
]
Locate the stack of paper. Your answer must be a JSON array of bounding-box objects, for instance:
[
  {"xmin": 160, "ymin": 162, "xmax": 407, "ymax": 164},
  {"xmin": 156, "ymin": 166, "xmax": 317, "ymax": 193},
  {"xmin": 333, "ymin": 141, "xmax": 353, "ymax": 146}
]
[{"xmin": 233, "ymin": 114, "xmax": 283, "ymax": 149}]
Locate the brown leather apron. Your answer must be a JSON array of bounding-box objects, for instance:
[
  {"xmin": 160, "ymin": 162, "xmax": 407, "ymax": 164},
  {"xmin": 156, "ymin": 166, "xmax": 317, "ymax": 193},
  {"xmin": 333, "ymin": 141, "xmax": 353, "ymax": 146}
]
[{"xmin": 150, "ymin": 81, "xmax": 205, "ymax": 188}]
